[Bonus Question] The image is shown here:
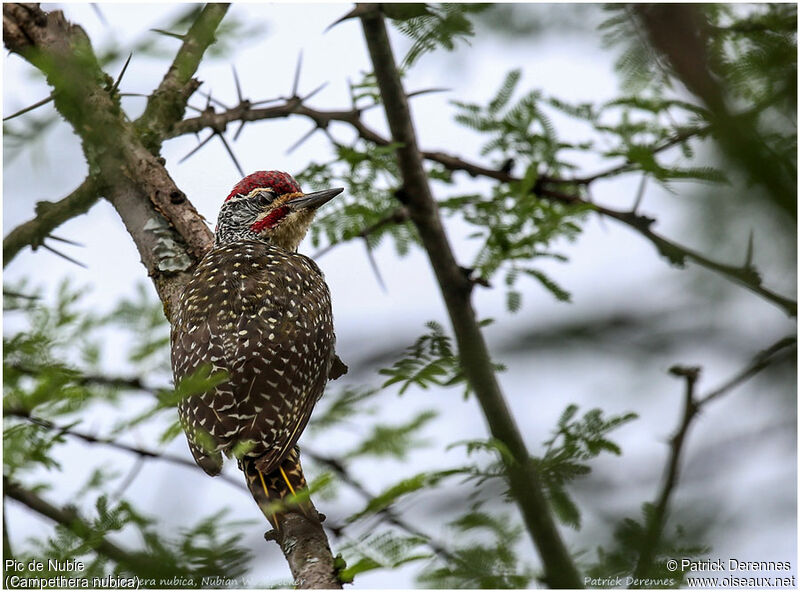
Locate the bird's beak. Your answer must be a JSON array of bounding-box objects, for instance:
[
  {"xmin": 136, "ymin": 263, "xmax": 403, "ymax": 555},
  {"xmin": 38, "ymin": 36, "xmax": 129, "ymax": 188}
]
[{"xmin": 286, "ymin": 187, "xmax": 344, "ymax": 211}]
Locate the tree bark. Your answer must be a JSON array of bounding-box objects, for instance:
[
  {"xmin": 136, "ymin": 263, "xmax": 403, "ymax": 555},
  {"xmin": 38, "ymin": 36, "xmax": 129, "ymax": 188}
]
[{"xmin": 3, "ymin": 4, "xmax": 342, "ymax": 587}]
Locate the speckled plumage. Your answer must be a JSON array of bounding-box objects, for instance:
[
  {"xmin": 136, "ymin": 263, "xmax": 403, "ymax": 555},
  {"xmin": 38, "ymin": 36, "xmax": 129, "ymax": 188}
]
[
  {"xmin": 172, "ymin": 240, "xmax": 333, "ymax": 474},
  {"xmin": 170, "ymin": 171, "xmax": 341, "ymax": 525}
]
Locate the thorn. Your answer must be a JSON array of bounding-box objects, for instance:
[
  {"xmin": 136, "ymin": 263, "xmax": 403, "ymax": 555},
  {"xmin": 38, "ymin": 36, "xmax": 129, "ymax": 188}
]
[
  {"xmin": 217, "ymin": 133, "xmax": 245, "ymax": 177},
  {"xmin": 324, "ymin": 5, "xmax": 371, "ymax": 33},
  {"xmin": 250, "ymin": 96, "xmax": 284, "ymax": 107},
  {"xmin": 407, "ymin": 87, "xmax": 451, "ymax": 100},
  {"xmin": 47, "ymin": 234, "xmax": 84, "ymax": 247},
  {"xmin": 119, "ymin": 93, "xmax": 149, "ymax": 98},
  {"xmin": 286, "ymin": 126, "xmax": 318, "ymax": 154},
  {"xmin": 42, "ymin": 243, "xmax": 88, "ymax": 269},
  {"xmin": 292, "ymin": 51, "xmax": 303, "ymax": 97},
  {"xmin": 111, "ymin": 52, "xmax": 133, "ymax": 94},
  {"xmin": 185, "ymin": 103, "xmax": 203, "ymax": 113},
  {"xmin": 150, "ymin": 28, "xmax": 185, "ymax": 40},
  {"xmin": 179, "ymin": 132, "xmax": 215, "ymax": 163},
  {"xmin": 91, "ymin": 3, "xmax": 108, "ymax": 26},
  {"xmin": 745, "ymin": 230, "xmax": 754, "ymax": 268},
  {"xmin": 232, "ymin": 65, "xmax": 244, "ymax": 102},
  {"xmin": 201, "ymin": 91, "xmax": 228, "ymax": 111},
  {"xmin": 312, "ymin": 243, "xmax": 335, "ymax": 259},
  {"xmin": 632, "ymin": 174, "xmax": 647, "ymax": 212},
  {"xmin": 363, "ymin": 238, "xmax": 386, "ymax": 292},
  {"xmin": 233, "ymin": 120, "xmax": 247, "ymax": 142},
  {"xmin": 3, "ymin": 95, "xmax": 54, "ymax": 122},
  {"xmin": 301, "ymin": 81, "xmax": 329, "ymax": 103}
]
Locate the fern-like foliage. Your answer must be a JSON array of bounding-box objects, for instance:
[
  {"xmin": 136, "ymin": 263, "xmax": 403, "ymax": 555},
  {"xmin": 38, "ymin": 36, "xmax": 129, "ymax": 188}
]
[
  {"xmin": 297, "ymin": 141, "xmax": 419, "ymax": 258},
  {"xmin": 379, "ymin": 321, "xmax": 505, "ymax": 398},
  {"xmin": 416, "ymin": 509, "xmax": 533, "ymax": 588},
  {"xmin": 536, "ymin": 405, "xmax": 638, "ymax": 529},
  {"xmin": 390, "ymin": 4, "xmax": 491, "ymax": 67}
]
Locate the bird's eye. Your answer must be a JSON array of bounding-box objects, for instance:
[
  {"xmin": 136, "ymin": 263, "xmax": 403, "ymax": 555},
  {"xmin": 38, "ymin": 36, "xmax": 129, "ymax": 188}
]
[{"xmin": 254, "ymin": 190, "xmax": 276, "ymax": 205}]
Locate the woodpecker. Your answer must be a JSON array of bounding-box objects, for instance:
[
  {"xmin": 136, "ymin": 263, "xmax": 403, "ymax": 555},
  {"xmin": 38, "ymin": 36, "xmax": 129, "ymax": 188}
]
[{"xmin": 170, "ymin": 170, "xmax": 345, "ymax": 527}]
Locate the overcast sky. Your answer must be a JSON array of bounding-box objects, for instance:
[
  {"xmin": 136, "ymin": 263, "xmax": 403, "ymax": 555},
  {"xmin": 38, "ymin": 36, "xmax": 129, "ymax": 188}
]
[{"xmin": 4, "ymin": 3, "xmax": 796, "ymax": 588}]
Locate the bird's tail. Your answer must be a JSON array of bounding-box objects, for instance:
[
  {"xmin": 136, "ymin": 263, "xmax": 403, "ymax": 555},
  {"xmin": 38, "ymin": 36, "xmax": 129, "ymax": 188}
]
[{"xmin": 241, "ymin": 447, "xmax": 315, "ymax": 530}]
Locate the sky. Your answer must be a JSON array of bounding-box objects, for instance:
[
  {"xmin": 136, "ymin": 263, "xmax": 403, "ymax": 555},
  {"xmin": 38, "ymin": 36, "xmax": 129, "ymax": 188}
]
[{"xmin": 3, "ymin": 3, "xmax": 796, "ymax": 589}]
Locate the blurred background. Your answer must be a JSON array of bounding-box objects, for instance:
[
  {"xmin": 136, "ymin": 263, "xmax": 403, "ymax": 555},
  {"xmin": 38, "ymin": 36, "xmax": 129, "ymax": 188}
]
[{"xmin": 3, "ymin": 3, "xmax": 796, "ymax": 588}]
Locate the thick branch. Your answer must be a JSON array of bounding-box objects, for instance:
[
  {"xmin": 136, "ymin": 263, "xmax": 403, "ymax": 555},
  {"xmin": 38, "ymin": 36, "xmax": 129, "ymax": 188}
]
[
  {"xmin": 4, "ymin": 6, "xmax": 341, "ymax": 587},
  {"xmin": 3, "ymin": 4, "xmax": 215, "ymax": 315},
  {"xmin": 359, "ymin": 7, "xmax": 582, "ymax": 588},
  {"xmin": 3, "ymin": 177, "xmax": 100, "ymax": 267},
  {"xmin": 268, "ymin": 514, "xmax": 343, "ymax": 589}
]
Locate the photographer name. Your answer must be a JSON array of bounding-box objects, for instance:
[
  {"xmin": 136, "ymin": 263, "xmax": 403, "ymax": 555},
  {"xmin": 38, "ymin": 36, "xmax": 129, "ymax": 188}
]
[{"xmin": 681, "ymin": 558, "xmax": 792, "ymax": 572}]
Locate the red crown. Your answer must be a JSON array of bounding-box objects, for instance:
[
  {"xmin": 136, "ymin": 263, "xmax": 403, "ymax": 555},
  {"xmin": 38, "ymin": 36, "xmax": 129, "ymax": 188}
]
[{"xmin": 225, "ymin": 171, "xmax": 301, "ymax": 201}]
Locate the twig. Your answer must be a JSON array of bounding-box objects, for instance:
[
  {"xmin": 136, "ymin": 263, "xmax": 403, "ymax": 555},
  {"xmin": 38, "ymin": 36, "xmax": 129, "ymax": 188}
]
[
  {"xmin": 632, "ymin": 336, "xmax": 796, "ymax": 581},
  {"xmin": 632, "ymin": 365, "xmax": 701, "ymax": 581},
  {"xmin": 313, "ymin": 207, "xmax": 409, "ymax": 259},
  {"xmin": 536, "ymin": 186, "xmax": 796, "ymax": 317},
  {"xmin": 358, "ymin": 7, "xmax": 582, "ymax": 588},
  {"xmin": 6, "ymin": 409, "xmax": 248, "ymax": 493},
  {"xmin": 7, "ymin": 362, "xmax": 162, "ymax": 396},
  {"xmin": 698, "ymin": 336, "xmax": 796, "ymax": 406},
  {"xmin": 3, "ymin": 177, "xmax": 101, "ymax": 268}
]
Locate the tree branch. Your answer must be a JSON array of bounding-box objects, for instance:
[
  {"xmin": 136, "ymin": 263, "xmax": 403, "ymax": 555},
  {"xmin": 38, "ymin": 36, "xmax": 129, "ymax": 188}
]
[
  {"xmin": 3, "ymin": 6, "xmax": 341, "ymax": 587},
  {"xmin": 632, "ymin": 335, "xmax": 796, "ymax": 581},
  {"xmin": 4, "ymin": 477, "xmax": 157, "ymax": 575},
  {"xmin": 167, "ymin": 81, "xmax": 795, "ymax": 317},
  {"xmin": 358, "ymin": 7, "xmax": 582, "ymax": 588},
  {"xmin": 2, "ymin": 5, "xmax": 228, "ymax": 271},
  {"xmin": 5, "ymin": 409, "xmax": 247, "ymax": 492},
  {"xmin": 136, "ymin": 3, "xmax": 229, "ymax": 152},
  {"xmin": 3, "ymin": 177, "xmax": 101, "ymax": 267},
  {"xmin": 3, "ymin": 3, "xmax": 214, "ymax": 314},
  {"xmin": 267, "ymin": 513, "xmax": 343, "ymax": 589},
  {"xmin": 536, "ymin": 186, "xmax": 797, "ymax": 317}
]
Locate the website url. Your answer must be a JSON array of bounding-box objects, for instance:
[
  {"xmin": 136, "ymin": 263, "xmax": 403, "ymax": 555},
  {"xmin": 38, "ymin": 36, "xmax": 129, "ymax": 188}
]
[{"xmin": 686, "ymin": 576, "xmax": 797, "ymax": 587}]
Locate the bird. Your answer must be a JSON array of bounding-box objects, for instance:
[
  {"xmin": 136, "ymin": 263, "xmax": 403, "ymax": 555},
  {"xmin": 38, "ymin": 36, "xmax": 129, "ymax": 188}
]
[{"xmin": 170, "ymin": 170, "xmax": 346, "ymax": 528}]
